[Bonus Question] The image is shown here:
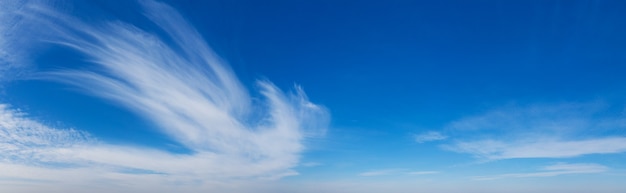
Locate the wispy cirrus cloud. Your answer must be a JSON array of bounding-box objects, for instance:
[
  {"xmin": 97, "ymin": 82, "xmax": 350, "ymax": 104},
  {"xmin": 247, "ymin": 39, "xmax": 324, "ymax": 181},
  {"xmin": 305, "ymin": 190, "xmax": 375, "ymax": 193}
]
[
  {"xmin": 0, "ymin": 0, "xmax": 328, "ymax": 191},
  {"xmin": 441, "ymin": 102, "xmax": 626, "ymax": 160},
  {"xmin": 473, "ymin": 163, "xmax": 608, "ymax": 180}
]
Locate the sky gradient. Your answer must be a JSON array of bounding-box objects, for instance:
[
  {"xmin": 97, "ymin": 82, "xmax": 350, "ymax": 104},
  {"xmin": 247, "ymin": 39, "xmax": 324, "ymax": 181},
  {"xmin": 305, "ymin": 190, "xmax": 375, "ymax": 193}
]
[{"xmin": 1, "ymin": 0, "xmax": 626, "ymax": 192}]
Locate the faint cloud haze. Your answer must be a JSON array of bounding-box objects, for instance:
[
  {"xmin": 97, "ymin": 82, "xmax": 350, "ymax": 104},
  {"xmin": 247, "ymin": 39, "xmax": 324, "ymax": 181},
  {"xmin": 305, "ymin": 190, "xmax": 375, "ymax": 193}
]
[{"xmin": 414, "ymin": 131, "xmax": 447, "ymax": 143}]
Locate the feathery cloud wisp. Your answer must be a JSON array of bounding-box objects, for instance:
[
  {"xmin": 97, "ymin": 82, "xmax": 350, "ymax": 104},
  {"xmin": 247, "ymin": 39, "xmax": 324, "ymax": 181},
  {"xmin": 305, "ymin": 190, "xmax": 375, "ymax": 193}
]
[{"xmin": 0, "ymin": 0, "xmax": 329, "ymax": 191}]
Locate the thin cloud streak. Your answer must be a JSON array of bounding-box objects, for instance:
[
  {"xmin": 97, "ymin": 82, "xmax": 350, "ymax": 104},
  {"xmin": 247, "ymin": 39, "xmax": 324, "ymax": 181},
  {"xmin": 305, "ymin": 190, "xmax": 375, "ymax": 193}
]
[
  {"xmin": 473, "ymin": 163, "xmax": 608, "ymax": 180},
  {"xmin": 0, "ymin": 0, "xmax": 329, "ymax": 190},
  {"xmin": 442, "ymin": 102, "xmax": 626, "ymax": 160},
  {"xmin": 447, "ymin": 137, "xmax": 626, "ymax": 160}
]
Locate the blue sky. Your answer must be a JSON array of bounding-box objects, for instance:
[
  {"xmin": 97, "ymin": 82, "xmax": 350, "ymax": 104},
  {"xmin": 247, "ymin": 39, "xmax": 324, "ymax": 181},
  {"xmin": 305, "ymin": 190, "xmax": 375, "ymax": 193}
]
[{"xmin": 1, "ymin": 0, "xmax": 626, "ymax": 192}]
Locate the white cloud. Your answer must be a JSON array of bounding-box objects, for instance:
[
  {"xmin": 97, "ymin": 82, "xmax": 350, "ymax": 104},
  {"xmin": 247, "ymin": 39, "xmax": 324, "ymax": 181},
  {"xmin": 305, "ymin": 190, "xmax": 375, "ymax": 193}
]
[
  {"xmin": 442, "ymin": 102, "xmax": 626, "ymax": 160},
  {"xmin": 473, "ymin": 163, "xmax": 608, "ymax": 180},
  {"xmin": 446, "ymin": 137, "xmax": 626, "ymax": 160},
  {"xmin": 414, "ymin": 131, "xmax": 447, "ymax": 143},
  {"xmin": 0, "ymin": 0, "xmax": 329, "ymax": 191}
]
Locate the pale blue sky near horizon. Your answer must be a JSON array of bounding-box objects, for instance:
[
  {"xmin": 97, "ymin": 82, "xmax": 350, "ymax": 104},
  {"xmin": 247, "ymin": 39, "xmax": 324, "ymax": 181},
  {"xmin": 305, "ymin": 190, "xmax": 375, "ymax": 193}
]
[{"xmin": 1, "ymin": 0, "xmax": 626, "ymax": 192}]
